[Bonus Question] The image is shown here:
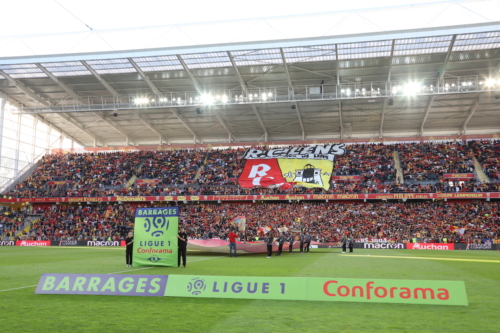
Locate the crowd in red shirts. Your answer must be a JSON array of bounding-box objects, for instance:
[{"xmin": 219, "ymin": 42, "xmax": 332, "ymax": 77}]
[
  {"xmin": 9, "ymin": 201, "xmax": 499, "ymax": 245},
  {"xmin": 4, "ymin": 141, "xmax": 500, "ymax": 200},
  {"xmin": 399, "ymin": 141, "xmax": 475, "ymax": 182},
  {"xmin": 470, "ymin": 140, "xmax": 500, "ymax": 181}
]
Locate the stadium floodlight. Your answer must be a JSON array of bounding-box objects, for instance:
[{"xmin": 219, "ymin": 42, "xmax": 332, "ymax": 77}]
[
  {"xmin": 221, "ymin": 95, "xmax": 228, "ymax": 103},
  {"xmin": 267, "ymin": 92, "xmax": 272, "ymax": 97},
  {"xmin": 134, "ymin": 97, "xmax": 149, "ymax": 104},
  {"xmin": 346, "ymin": 89, "xmax": 351, "ymax": 96},
  {"xmin": 403, "ymin": 82, "xmax": 420, "ymax": 96},
  {"xmin": 201, "ymin": 94, "xmax": 214, "ymax": 105},
  {"xmin": 261, "ymin": 93, "xmax": 267, "ymax": 101},
  {"xmin": 485, "ymin": 78, "xmax": 495, "ymax": 87}
]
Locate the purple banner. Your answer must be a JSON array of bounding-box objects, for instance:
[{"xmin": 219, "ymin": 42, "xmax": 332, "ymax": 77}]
[{"xmin": 35, "ymin": 273, "xmax": 168, "ymax": 296}]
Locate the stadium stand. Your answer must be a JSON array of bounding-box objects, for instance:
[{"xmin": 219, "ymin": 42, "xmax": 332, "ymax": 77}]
[
  {"xmin": 4, "ymin": 141, "xmax": 500, "ymax": 199},
  {"xmin": 9, "ymin": 201, "xmax": 499, "ymax": 244}
]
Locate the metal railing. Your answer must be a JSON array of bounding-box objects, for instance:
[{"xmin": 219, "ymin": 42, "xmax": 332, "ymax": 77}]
[{"xmin": 14, "ymin": 75, "xmax": 500, "ymax": 114}]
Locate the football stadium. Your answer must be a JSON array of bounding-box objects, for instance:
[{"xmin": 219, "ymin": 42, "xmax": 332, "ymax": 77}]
[{"xmin": 1, "ymin": 1, "xmax": 500, "ymax": 332}]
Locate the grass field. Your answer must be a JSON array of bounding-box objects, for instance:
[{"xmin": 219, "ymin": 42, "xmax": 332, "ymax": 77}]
[{"xmin": 1, "ymin": 247, "xmax": 499, "ymax": 333}]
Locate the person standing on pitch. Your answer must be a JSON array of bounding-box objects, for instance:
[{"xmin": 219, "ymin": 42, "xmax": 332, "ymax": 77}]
[
  {"xmin": 178, "ymin": 227, "xmax": 188, "ymax": 267},
  {"xmin": 288, "ymin": 232, "xmax": 295, "ymax": 253},
  {"xmin": 228, "ymin": 228, "xmax": 238, "ymax": 257},
  {"xmin": 348, "ymin": 236, "xmax": 354, "ymax": 253},
  {"xmin": 341, "ymin": 234, "xmax": 347, "ymax": 253},
  {"xmin": 299, "ymin": 232, "xmax": 305, "ymax": 253},
  {"xmin": 304, "ymin": 232, "xmax": 312, "ymax": 253},
  {"xmin": 276, "ymin": 232, "xmax": 285, "ymax": 256},
  {"xmin": 265, "ymin": 230, "xmax": 275, "ymax": 258},
  {"xmin": 125, "ymin": 231, "xmax": 134, "ymax": 267}
]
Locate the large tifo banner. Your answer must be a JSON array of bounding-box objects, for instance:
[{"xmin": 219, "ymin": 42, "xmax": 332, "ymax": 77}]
[
  {"xmin": 35, "ymin": 274, "xmax": 468, "ymax": 306},
  {"xmin": 238, "ymin": 144, "xmax": 345, "ymax": 190},
  {"xmin": 133, "ymin": 207, "xmax": 179, "ymax": 267}
]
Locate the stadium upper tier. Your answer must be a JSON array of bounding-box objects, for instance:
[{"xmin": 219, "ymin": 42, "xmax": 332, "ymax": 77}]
[{"xmin": 3, "ymin": 140, "xmax": 500, "ymax": 199}]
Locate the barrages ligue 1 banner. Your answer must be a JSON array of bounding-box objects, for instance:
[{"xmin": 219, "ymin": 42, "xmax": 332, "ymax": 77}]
[
  {"xmin": 35, "ymin": 274, "xmax": 468, "ymax": 306},
  {"xmin": 238, "ymin": 144, "xmax": 345, "ymax": 190},
  {"xmin": 133, "ymin": 207, "xmax": 179, "ymax": 267}
]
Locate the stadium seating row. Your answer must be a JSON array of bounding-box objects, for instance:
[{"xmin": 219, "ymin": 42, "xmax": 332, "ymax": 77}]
[
  {"xmin": 4, "ymin": 201, "xmax": 498, "ymax": 245},
  {"xmin": 4, "ymin": 140, "xmax": 500, "ymax": 199}
]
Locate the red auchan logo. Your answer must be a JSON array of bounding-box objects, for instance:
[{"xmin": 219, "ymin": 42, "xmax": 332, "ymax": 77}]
[
  {"xmin": 16, "ymin": 240, "xmax": 51, "ymax": 246},
  {"xmin": 407, "ymin": 243, "xmax": 454, "ymax": 250},
  {"xmin": 323, "ymin": 281, "xmax": 450, "ymax": 301}
]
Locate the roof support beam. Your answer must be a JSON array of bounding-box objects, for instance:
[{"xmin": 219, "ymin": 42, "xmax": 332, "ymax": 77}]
[
  {"xmin": 81, "ymin": 61, "xmax": 122, "ymax": 101},
  {"xmin": 379, "ymin": 98, "xmax": 388, "ymax": 138},
  {"xmin": 335, "ymin": 44, "xmax": 340, "ymax": 85},
  {"xmin": 179, "ymin": 54, "xmax": 235, "ymax": 142},
  {"xmin": 227, "ymin": 52, "xmax": 248, "ymax": 96},
  {"xmin": 176, "ymin": 55, "xmax": 203, "ymax": 93},
  {"xmin": 438, "ymin": 34, "xmax": 457, "ymax": 82},
  {"xmin": 280, "ymin": 48, "xmax": 305, "ymax": 140},
  {"xmin": 387, "ymin": 39, "xmax": 396, "ymax": 83},
  {"xmin": 170, "ymin": 109, "xmax": 200, "ymax": 143},
  {"xmin": 228, "ymin": 51, "xmax": 269, "ymax": 141},
  {"xmin": 420, "ymin": 96, "xmax": 436, "ymax": 136},
  {"xmin": 338, "ymin": 101, "xmax": 344, "ymax": 139},
  {"xmin": 0, "ymin": 75, "xmax": 88, "ymax": 147},
  {"xmin": 251, "ymin": 105, "xmax": 268, "ymax": 141},
  {"xmin": 130, "ymin": 110, "xmax": 166, "ymax": 144},
  {"xmin": 0, "ymin": 70, "xmax": 50, "ymax": 107},
  {"xmin": 81, "ymin": 62, "xmax": 141, "ymax": 144},
  {"xmin": 128, "ymin": 58, "xmax": 161, "ymax": 95},
  {"xmin": 460, "ymin": 96, "xmax": 482, "ymax": 135},
  {"xmin": 93, "ymin": 112, "xmax": 134, "ymax": 145},
  {"xmin": 55, "ymin": 112, "xmax": 105, "ymax": 146},
  {"xmin": 36, "ymin": 64, "xmax": 106, "ymax": 145}
]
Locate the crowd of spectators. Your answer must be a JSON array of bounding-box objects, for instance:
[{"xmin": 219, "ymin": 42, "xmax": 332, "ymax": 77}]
[
  {"xmin": 196, "ymin": 148, "xmax": 243, "ymax": 185},
  {"xmin": 469, "ymin": 140, "xmax": 500, "ymax": 181},
  {"xmin": 5, "ymin": 141, "xmax": 500, "ymax": 200},
  {"xmin": 399, "ymin": 141, "xmax": 475, "ymax": 182},
  {"xmin": 8, "ymin": 201, "xmax": 500, "ymax": 245},
  {"xmin": 332, "ymin": 143, "xmax": 396, "ymax": 183}
]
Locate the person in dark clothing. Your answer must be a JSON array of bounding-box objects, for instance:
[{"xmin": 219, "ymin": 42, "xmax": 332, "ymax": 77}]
[
  {"xmin": 276, "ymin": 232, "xmax": 285, "ymax": 256},
  {"xmin": 178, "ymin": 227, "xmax": 188, "ymax": 267},
  {"xmin": 265, "ymin": 231, "xmax": 275, "ymax": 258},
  {"xmin": 304, "ymin": 232, "xmax": 311, "ymax": 253},
  {"xmin": 341, "ymin": 235, "xmax": 347, "ymax": 253},
  {"xmin": 348, "ymin": 236, "xmax": 354, "ymax": 253},
  {"xmin": 125, "ymin": 231, "xmax": 134, "ymax": 267},
  {"xmin": 299, "ymin": 233, "xmax": 305, "ymax": 253},
  {"xmin": 288, "ymin": 233, "xmax": 295, "ymax": 253}
]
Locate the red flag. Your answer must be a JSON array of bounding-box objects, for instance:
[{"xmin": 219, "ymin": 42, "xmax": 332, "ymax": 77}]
[{"xmin": 238, "ymin": 159, "xmax": 287, "ymax": 188}]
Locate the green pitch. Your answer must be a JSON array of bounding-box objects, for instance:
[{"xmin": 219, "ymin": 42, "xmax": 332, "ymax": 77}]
[{"xmin": 1, "ymin": 247, "xmax": 499, "ymax": 333}]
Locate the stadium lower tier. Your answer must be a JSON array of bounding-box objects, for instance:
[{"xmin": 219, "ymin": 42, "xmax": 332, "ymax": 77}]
[{"xmin": 1, "ymin": 200, "xmax": 499, "ymax": 244}]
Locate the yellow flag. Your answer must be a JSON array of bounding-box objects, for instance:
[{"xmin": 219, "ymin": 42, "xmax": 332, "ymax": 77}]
[{"xmin": 278, "ymin": 158, "xmax": 333, "ymax": 190}]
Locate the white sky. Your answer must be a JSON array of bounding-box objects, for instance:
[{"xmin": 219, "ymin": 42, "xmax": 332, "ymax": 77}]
[
  {"xmin": 0, "ymin": 0, "xmax": 499, "ymax": 58},
  {"xmin": 0, "ymin": 0, "xmax": 485, "ymax": 37}
]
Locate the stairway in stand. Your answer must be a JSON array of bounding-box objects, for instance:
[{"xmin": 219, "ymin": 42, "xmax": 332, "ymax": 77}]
[
  {"xmin": 473, "ymin": 156, "xmax": 490, "ymax": 183},
  {"xmin": 393, "ymin": 150, "xmax": 404, "ymax": 184}
]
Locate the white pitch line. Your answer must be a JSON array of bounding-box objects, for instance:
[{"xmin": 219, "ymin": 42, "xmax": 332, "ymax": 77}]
[
  {"xmin": 0, "ymin": 285, "xmax": 38, "ymax": 293},
  {"xmin": 0, "ymin": 256, "xmax": 222, "ymax": 293}
]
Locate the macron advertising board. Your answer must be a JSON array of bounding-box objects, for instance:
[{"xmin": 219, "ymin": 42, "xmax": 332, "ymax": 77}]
[{"xmin": 35, "ymin": 274, "xmax": 468, "ymax": 306}]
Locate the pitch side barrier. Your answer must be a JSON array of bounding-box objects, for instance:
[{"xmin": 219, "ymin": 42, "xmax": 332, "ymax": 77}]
[
  {"xmin": 0, "ymin": 192, "xmax": 499, "ymax": 204},
  {"xmin": 318, "ymin": 243, "xmax": 500, "ymax": 250},
  {"xmin": 3, "ymin": 240, "xmax": 498, "ymax": 251}
]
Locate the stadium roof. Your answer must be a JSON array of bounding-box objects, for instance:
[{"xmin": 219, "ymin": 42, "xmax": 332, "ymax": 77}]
[{"xmin": 1, "ymin": 1, "xmax": 500, "ymax": 147}]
